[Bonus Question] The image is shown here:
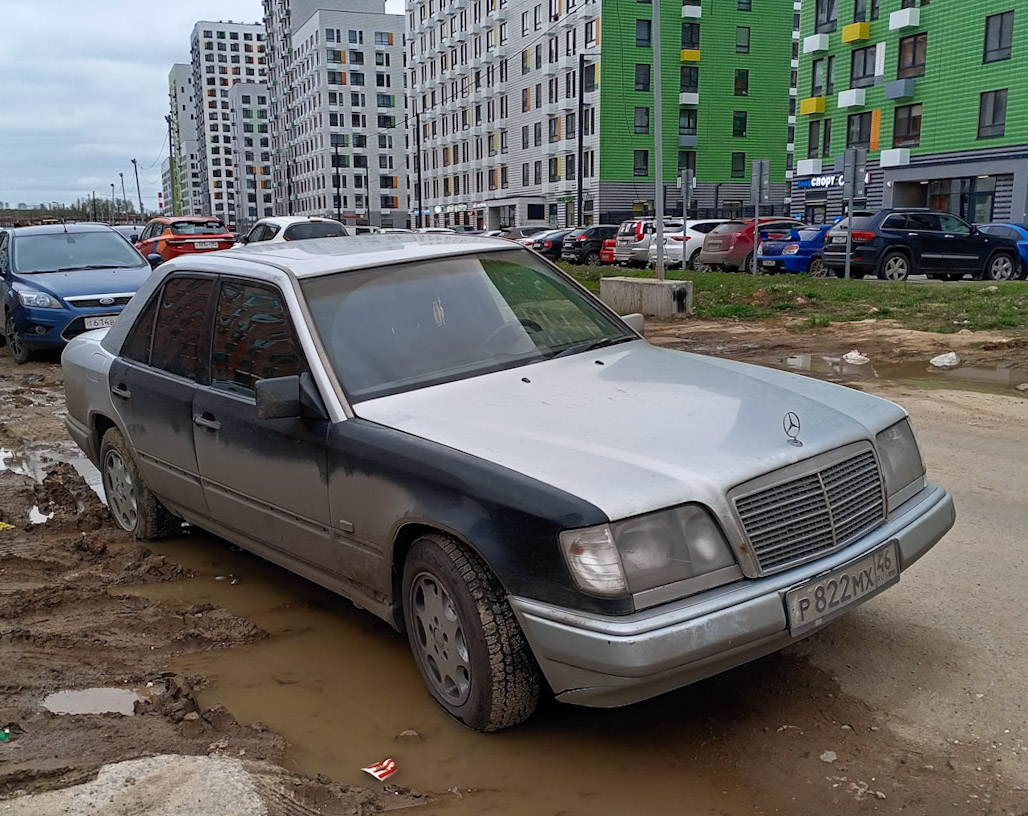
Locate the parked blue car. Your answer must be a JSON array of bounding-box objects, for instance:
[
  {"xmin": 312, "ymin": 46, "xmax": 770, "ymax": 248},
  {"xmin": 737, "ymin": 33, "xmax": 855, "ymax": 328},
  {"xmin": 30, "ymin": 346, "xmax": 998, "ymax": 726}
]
[
  {"xmin": 977, "ymin": 223, "xmax": 1028, "ymax": 280},
  {"xmin": 756, "ymin": 225, "xmax": 832, "ymax": 277},
  {"xmin": 1, "ymin": 223, "xmax": 153, "ymax": 363}
]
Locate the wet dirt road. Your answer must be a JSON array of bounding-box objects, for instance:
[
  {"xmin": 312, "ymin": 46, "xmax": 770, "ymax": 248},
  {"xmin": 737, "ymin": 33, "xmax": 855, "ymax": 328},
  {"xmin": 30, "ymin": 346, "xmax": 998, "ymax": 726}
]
[{"xmin": 2, "ymin": 322, "xmax": 1027, "ymax": 815}]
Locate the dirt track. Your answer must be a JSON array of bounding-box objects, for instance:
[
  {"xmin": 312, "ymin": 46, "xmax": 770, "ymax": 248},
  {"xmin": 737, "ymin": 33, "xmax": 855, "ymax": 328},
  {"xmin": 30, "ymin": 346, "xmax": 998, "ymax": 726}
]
[{"xmin": 1, "ymin": 319, "xmax": 1027, "ymax": 815}]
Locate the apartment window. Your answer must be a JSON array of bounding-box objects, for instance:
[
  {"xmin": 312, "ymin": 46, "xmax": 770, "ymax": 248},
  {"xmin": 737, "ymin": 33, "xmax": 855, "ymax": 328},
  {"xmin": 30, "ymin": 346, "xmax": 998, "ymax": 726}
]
[
  {"xmin": 636, "ymin": 19, "xmax": 652, "ymax": 47},
  {"xmin": 548, "ymin": 117, "xmax": 560, "ymax": 142},
  {"xmin": 522, "ymin": 125, "xmax": 529, "ymax": 149},
  {"xmin": 846, "ymin": 111, "xmax": 871, "ymax": 148},
  {"xmin": 679, "ymin": 66, "xmax": 699, "ymax": 94},
  {"xmin": 633, "ymin": 150, "xmax": 649, "ymax": 177},
  {"xmin": 679, "ymin": 109, "xmax": 697, "ymax": 136},
  {"xmin": 738, "ymin": 0, "xmax": 752, "ymax": 10},
  {"xmin": 850, "ymin": 44, "xmax": 876, "ymax": 88},
  {"xmin": 893, "ymin": 103, "xmax": 922, "ymax": 147},
  {"xmin": 736, "ymin": 27, "xmax": 750, "ymax": 54},
  {"xmin": 583, "ymin": 63, "xmax": 597, "ymax": 92},
  {"xmin": 681, "ymin": 22, "xmax": 700, "ymax": 50},
  {"xmin": 807, "ymin": 121, "xmax": 821, "ymax": 158},
  {"xmin": 634, "ymin": 106, "xmax": 651, "ymax": 134},
  {"xmin": 635, "ymin": 63, "xmax": 651, "ymax": 91},
  {"xmin": 534, "ymin": 121, "xmax": 543, "ymax": 146},
  {"xmin": 734, "ymin": 69, "xmax": 749, "ymax": 96},
  {"xmin": 522, "ymin": 163, "xmax": 530, "ymax": 186},
  {"xmin": 978, "ymin": 89, "xmax": 1007, "ymax": 139},
  {"xmin": 731, "ymin": 152, "xmax": 746, "ymax": 178},
  {"xmin": 815, "ymin": 0, "xmax": 838, "ymax": 33},
  {"xmin": 983, "ymin": 11, "xmax": 1014, "ymax": 64},
  {"xmin": 732, "ymin": 111, "xmax": 747, "ymax": 137},
  {"xmin": 897, "ymin": 32, "xmax": 927, "ymax": 78},
  {"xmin": 548, "ymin": 157, "xmax": 560, "ymax": 182},
  {"xmin": 822, "ymin": 117, "xmax": 832, "ymax": 156},
  {"xmin": 534, "ymin": 161, "xmax": 542, "ymax": 184},
  {"xmin": 826, "ymin": 55, "xmax": 836, "ymax": 94},
  {"xmin": 811, "ymin": 58, "xmax": 825, "ymax": 96},
  {"xmin": 678, "ymin": 150, "xmax": 696, "ymax": 172}
]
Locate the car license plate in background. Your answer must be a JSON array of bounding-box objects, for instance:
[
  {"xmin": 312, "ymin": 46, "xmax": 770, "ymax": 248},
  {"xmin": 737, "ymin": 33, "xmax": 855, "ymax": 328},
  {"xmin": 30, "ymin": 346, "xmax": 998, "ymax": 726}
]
[
  {"xmin": 84, "ymin": 315, "xmax": 118, "ymax": 330},
  {"xmin": 194, "ymin": 241, "xmax": 218, "ymax": 249},
  {"xmin": 832, "ymin": 235, "xmax": 847, "ymax": 243},
  {"xmin": 762, "ymin": 260, "xmax": 777, "ymax": 267},
  {"xmin": 785, "ymin": 541, "xmax": 899, "ymax": 635}
]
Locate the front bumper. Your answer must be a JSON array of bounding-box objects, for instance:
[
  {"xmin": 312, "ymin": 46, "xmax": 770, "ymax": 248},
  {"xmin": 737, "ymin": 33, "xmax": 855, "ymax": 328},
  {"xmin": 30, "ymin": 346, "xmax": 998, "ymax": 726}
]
[{"xmin": 510, "ymin": 483, "xmax": 954, "ymax": 708}]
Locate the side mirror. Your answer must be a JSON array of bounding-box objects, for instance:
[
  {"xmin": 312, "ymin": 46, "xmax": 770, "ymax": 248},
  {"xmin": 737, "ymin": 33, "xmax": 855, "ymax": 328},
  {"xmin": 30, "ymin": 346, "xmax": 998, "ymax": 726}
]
[
  {"xmin": 147, "ymin": 253, "xmax": 162, "ymax": 269},
  {"xmin": 622, "ymin": 313, "xmax": 645, "ymax": 335},
  {"xmin": 255, "ymin": 372, "xmax": 327, "ymax": 420},
  {"xmin": 129, "ymin": 234, "xmax": 139, "ymax": 243},
  {"xmin": 238, "ymin": 234, "xmax": 250, "ymax": 244}
]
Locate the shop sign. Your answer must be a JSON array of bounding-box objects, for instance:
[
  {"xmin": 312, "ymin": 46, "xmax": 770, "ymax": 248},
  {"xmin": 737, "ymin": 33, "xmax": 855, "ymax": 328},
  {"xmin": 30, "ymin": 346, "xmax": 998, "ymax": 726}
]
[
  {"xmin": 797, "ymin": 174, "xmax": 844, "ymax": 189},
  {"xmin": 555, "ymin": 195, "xmax": 576, "ymax": 203}
]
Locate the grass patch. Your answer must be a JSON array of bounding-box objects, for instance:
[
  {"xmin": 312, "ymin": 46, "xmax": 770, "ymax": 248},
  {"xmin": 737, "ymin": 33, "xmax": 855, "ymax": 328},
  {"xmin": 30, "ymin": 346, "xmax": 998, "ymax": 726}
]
[{"xmin": 555, "ymin": 262, "xmax": 1028, "ymax": 333}]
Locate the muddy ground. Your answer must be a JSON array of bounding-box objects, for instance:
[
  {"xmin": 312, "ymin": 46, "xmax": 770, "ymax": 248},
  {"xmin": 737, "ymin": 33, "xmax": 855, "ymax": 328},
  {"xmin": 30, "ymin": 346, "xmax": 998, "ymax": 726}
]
[{"xmin": 1, "ymin": 319, "xmax": 1026, "ymax": 815}]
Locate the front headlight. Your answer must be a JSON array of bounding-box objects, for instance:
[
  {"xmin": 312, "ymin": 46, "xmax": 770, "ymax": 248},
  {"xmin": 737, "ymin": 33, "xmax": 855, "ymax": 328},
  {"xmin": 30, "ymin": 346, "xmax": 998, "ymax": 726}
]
[
  {"xmin": 559, "ymin": 504, "xmax": 738, "ymax": 598},
  {"xmin": 876, "ymin": 418, "xmax": 926, "ymax": 508},
  {"xmin": 17, "ymin": 290, "xmax": 63, "ymax": 309}
]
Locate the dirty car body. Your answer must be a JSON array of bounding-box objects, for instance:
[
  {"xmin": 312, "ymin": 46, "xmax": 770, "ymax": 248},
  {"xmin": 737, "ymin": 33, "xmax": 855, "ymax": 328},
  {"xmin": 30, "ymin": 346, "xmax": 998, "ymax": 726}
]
[{"xmin": 61, "ymin": 235, "xmax": 955, "ymax": 731}]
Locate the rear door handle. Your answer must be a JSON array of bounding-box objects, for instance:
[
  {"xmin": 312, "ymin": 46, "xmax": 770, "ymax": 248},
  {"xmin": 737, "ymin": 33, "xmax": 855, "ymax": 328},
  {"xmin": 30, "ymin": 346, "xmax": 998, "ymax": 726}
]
[
  {"xmin": 110, "ymin": 384, "xmax": 131, "ymax": 400},
  {"xmin": 192, "ymin": 413, "xmax": 221, "ymax": 431}
]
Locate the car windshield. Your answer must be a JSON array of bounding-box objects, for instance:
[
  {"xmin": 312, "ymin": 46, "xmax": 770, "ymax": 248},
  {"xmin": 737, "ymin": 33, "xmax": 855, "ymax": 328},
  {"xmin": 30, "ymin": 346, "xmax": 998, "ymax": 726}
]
[
  {"xmin": 170, "ymin": 220, "xmax": 228, "ymax": 236},
  {"xmin": 710, "ymin": 221, "xmax": 746, "ymax": 234},
  {"xmin": 283, "ymin": 222, "xmax": 349, "ymax": 240},
  {"xmin": 13, "ymin": 231, "xmax": 145, "ymax": 273},
  {"xmin": 301, "ymin": 249, "xmax": 634, "ymax": 402}
]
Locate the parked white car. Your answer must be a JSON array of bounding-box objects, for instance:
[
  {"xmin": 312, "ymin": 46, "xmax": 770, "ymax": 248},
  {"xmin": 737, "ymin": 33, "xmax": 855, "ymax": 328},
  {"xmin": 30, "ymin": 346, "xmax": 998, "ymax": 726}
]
[
  {"xmin": 648, "ymin": 219, "xmax": 730, "ymax": 270},
  {"xmin": 234, "ymin": 216, "xmax": 348, "ymax": 248}
]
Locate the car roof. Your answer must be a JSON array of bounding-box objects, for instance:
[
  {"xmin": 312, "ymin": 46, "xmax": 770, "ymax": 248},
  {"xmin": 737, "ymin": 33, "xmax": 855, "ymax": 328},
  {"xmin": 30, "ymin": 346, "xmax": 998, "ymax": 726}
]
[
  {"xmin": 148, "ymin": 215, "xmax": 225, "ymax": 224},
  {"xmin": 10, "ymin": 222, "xmax": 119, "ymax": 236},
  {"xmin": 254, "ymin": 216, "xmax": 344, "ymax": 228}
]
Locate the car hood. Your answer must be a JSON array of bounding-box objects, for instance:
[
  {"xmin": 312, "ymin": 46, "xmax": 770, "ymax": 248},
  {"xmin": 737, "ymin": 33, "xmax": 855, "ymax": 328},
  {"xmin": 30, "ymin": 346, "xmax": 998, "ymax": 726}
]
[
  {"xmin": 355, "ymin": 342, "xmax": 906, "ymax": 520},
  {"xmin": 14, "ymin": 266, "xmax": 153, "ymax": 299}
]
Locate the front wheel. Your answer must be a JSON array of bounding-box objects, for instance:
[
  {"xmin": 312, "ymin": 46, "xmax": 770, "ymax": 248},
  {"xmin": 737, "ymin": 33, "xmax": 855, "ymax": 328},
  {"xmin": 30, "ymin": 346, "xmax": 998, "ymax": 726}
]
[
  {"xmin": 985, "ymin": 253, "xmax": 1017, "ymax": 282},
  {"xmin": 4, "ymin": 311, "xmax": 33, "ymax": 364},
  {"xmin": 402, "ymin": 534, "xmax": 542, "ymax": 731},
  {"xmin": 878, "ymin": 251, "xmax": 911, "ymax": 282},
  {"xmin": 100, "ymin": 428, "xmax": 180, "ymax": 539},
  {"xmin": 807, "ymin": 257, "xmax": 828, "ymax": 278}
]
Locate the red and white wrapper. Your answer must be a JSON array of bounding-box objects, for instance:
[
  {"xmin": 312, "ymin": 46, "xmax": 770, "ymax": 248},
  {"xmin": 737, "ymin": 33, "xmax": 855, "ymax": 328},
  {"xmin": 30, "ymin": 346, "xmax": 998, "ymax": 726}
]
[{"xmin": 361, "ymin": 758, "xmax": 398, "ymax": 781}]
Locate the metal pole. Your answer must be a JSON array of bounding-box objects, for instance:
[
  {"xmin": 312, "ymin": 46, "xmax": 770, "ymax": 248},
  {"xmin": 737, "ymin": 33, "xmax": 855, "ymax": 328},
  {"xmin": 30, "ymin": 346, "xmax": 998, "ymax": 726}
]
[
  {"xmin": 334, "ymin": 141, "xmax": 342, "ymax": 222},
  {"xmin": 576, "ymin": 52, "xmax": 585, "ymax": 227},
  {"xmin": 91, "ymin": 191, "xmax": 97, "ymax": 221},
  {"xmin": 365, "ymin": 165, "xmax": 371, "ymax": 225},
  {"xmin": 414, "ymin": 110, "xmax": 424, "ymax": 229},
  {"xmin": 652, "ymin": 0, "xmax": 665, "ymax": 280},
  {"xmin": 110, "ymin": 184, "xmax": 115, "ymax": 222},
  {"xmin": 844, "ymin": 192, "xmax": 853, "ymax": 280},
  {"xmin": 120, "ymin": 173, "xmax": 128, "ymax": 213},
  {"xmin": 166, "ymin": 115, "xmax": 177, "ymax": 216},
  {"xmin": 131, "ymin": 159, "xmax": 144, "ymax": 219}
]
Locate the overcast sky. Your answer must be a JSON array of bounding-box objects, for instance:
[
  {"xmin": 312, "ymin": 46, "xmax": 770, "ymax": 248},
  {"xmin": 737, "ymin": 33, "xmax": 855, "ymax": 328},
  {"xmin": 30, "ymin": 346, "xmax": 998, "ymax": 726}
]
[{"xmin": 0, "ymin": 0, "xmax": 401, "ymax": 213}]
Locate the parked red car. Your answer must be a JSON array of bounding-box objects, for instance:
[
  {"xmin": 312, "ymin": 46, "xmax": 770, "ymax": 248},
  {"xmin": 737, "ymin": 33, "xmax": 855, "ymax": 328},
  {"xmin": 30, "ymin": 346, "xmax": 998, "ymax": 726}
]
[
  {"xmin": 599, "ymin": 237, "xmax": 616, "ymax": 264},
  {"xmin": 134, "ymin": 216, "xmax": 236, "ymax": 265},
  {"xmin": 698, "ymin": 217, "xmax": 804, "ymax": 273}
]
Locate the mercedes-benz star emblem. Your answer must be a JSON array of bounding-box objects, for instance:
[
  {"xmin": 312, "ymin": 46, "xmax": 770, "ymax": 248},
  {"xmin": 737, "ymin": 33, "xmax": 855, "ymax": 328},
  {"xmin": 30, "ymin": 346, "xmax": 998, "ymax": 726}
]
[{"xmin": 783, "ymin": 412, "xmax": 803, "ymax": 447}]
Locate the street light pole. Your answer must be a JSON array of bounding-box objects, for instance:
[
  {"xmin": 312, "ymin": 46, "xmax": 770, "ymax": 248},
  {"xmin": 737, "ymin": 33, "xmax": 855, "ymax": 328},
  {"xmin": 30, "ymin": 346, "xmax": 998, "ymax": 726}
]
[
  {"xmin": 131, "ymin": 159, "xmax": 144, "ymax": 219},
  {"xmin": 165, "ymin": 114, "xmax": 177, "ymax": 216},
  {"xmin": 652, "ymin": 0, "xmax": 666, "ymax": 281},
  {"xmin": 414, "ymin": 109, "xmax": 424, "ymax": 229},
  {"xmin": 334, "ymin": 140, "xmax": 342, "ymax": 222},
  {"xmin": 119, "ymin": 173, "xmax": 128, "ymax": 217},
  {"xmin": 110, "ymin": 184, "xmax": 115, "ymax": 223},
  {"xmin": 576, "ymin": 52, "xmax": 585, "ymax": 228}
]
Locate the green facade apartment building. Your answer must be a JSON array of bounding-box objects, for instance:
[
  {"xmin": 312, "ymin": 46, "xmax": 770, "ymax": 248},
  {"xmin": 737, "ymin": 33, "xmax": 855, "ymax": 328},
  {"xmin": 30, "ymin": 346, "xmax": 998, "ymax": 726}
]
[{"xmin": 794, "ymin": 0, "xmax": 1028, "ymax": 224}]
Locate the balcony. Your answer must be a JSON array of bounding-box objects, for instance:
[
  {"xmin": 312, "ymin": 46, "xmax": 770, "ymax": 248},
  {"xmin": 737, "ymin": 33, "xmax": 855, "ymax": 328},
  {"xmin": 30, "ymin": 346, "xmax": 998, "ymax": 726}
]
[
  {"xmin": 879, "ymin": 148, "xmax": 910, "ymax": 168},
  {"xmin": 680, "ymin": 49, "xmax": 700, "ymax": 62},
  {"xmin": 799, "ymin": 96, "xmax": 825, "ymax": 115},
  {"xmin": 841, "ymin": 22, "xmax": 869, "ymax": 43},
  {"xmin": 796, "ymin": 158, "xmax": 822, "ymax": 176},
  {"xmin": 837, "ymin": 87, "xmax": 866, "ymax": 108},
  {"xmin": 890, "ymin": 7, "xmax": 920, "ymax": 30},
  {"xmin": 885, "ymin": 78, "xmax": 916, "ymax": 99},
  {"xmin": 483, "ymin": 85, "xmax": 495, "ymax": 99},
  {"xmin": 803, "ymin": 33, "xmax": 829, "ymax": 53},
  {"xmin": 679, "ymin": 91, "xmax": 698, "ymax": 105},
  {"xmin": 544, "ymin": 60, "xmax": 559, "ymax": 76},
  {"xmin": 560, "ymin": 95, "xmax": 576, "ymax": 111}
]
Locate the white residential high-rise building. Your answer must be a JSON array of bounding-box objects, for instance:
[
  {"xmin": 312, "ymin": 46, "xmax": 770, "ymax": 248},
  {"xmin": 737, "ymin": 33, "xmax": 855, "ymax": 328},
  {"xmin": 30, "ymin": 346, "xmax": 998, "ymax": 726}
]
[
  {"xmin": 263, "ymin": 0, "xmax": 409, "ymax": 227},
  {"xmin": 189, "ymin": 20, "xmax": 268, "ymax": 227},
  {"xmin": 168, "ymin": 64, "xmax": 205, "ymax": 216},
  {"xmin": 229, "ymin": 83, "xmax": 275, "ymax": 230}
]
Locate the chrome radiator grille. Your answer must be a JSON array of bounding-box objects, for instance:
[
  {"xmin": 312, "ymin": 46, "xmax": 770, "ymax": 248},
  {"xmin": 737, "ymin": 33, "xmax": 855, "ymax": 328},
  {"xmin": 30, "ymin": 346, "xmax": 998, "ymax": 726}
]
[{"xmin": 733, "ymin": 449, "xmax": 885, "ymax": 575}]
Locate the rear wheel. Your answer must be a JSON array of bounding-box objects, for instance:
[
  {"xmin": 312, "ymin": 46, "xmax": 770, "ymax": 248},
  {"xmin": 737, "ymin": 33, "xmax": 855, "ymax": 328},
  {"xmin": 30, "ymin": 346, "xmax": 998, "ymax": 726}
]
[
  {"xmin": 689, "ymin": 251, "xmax": 709, "ymax": 272},
  {"xmin": 100, "ymin": 429, "xmax": 180, "ymax": 540},
  {"xmin": 985, "ymin": 252, "xmax": 1017, "ymax": 282},
  {"xmin": 742, "ymin": 252, "xmax": 755, "ymax": 274},
  {"xmin": 5, "ymin": 311, "xmax": 33, "ymax": 364},
  {"xmin": 807, "ymin": 257, "xmax": 828, "ymax": 278},
  {"xmin": 403, "ymin": 534, "xmax": 542, "ymax": 731},
  {"xmin": 583, "ymin": 250, "xmax": 600, "ymax": 265},
  {"xmin": 878, "ymin": 251, "xmax": 911, "ymax": 282}
]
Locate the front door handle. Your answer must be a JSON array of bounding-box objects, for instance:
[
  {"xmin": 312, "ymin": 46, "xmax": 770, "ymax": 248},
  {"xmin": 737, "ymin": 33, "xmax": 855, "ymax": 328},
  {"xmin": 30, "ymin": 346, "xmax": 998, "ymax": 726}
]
[
  {"xmin": 192, "ymin": 413, "xmax": 221, "ymax": 431},
  {"xmin": 110, "ymin": 384, "xmax": 131, "ymax": 399}
]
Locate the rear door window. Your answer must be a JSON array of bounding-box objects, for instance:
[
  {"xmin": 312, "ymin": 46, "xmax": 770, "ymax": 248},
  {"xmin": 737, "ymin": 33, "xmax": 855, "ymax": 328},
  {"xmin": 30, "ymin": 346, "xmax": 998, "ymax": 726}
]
[
  {"xmin": 906, "ymin": 213, "xmax": 942, "ymax": 231},
  {"xmin": 148, "ymin": 276, "xmax": 216, "ymax": 381},
  {"xmin": 881, "ymin": 214, "xmax": 908, "ymax": 230}
]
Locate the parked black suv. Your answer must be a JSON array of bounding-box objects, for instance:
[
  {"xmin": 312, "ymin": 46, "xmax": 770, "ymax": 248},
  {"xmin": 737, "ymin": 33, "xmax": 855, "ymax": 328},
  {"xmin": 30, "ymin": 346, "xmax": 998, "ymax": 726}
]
[
  {"xmin": 822, "ymin": 208, "xmax": 1022, "ymax": 281},
  {"xmin": 560, "ymin": 225, "xmax": 619, "ymax": 264},
  {"xmin": 530, "ymin": 228, "xmax": 574, "ymax": 260}
]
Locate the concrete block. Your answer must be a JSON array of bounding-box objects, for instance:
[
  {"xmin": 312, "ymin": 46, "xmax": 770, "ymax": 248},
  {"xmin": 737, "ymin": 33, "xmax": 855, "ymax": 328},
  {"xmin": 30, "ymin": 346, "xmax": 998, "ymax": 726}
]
[{"xmin": 599, "ymin": 277, "xmax": 693, "ymax": 318}]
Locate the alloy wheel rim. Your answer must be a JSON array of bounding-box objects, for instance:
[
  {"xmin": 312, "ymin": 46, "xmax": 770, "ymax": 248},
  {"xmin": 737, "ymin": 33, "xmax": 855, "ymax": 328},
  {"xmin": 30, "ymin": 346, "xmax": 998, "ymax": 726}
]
[
  {"xmin": 6, "ymin": 315, "xmax": 24, "ymax": 358},
  {"xmin": 884, "ymin": 257, "xmax": 907, "ymax": 280},
  {"xmin": 992, "ymin": 256, "xmax": 1014, "ymax": 281},
  {"xmin": 410, "ymin": 572, "xmax": 471, "ymax": 705},
  {"xmin": 103, "ymin": 449, "xmax": 138, "ymax": 531}
]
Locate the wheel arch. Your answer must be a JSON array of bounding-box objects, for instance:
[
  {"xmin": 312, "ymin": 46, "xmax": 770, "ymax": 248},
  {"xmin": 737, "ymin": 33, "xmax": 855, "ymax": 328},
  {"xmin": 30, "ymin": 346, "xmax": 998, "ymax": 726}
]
[
  {"xmin": 983, "ymin": 248, "xmax": 1017, "ymax": 281},
  {"xmin": 877, "ymin": 245, "xmax": 913, "ymax": 274}
]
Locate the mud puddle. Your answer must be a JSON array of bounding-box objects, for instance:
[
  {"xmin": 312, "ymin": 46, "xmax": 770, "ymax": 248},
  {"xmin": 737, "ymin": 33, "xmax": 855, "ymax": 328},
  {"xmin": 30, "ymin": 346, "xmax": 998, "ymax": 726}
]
[
  {"xmin": 123, "ymin": 532, "xmax": 794, "ymax": 815},
  {"xmin": 0, "ymin": 442, "xmax": 104, "ymax": 500},
  {"xmin": 42, "ymin": 688, "xmax": 142, "ymax": 716},
  {"xmin": 782, "ymin": 353, "xmax": 1028, "ymax": 395}
]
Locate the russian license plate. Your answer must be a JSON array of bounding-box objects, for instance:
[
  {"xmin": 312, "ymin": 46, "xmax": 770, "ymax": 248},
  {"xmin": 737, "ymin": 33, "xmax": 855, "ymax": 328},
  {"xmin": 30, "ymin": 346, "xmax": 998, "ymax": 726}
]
[
  {"xmin": 84, "ymin": 315, "xmax": 118, "ymax": 330},
  {"xmin": 785, "ymin": 541, "xmax": 899, "ymax": 635},
  {"xmin": 832, "ymin": 235, "xmax": 847, "ymax": 243},
  {"xmin": 194, "ymin": 240, "xmax": 219, "ymax": 249},
  {"xmin": 762, "ymin": 260, "xmax": 777, "ymax": 267}
]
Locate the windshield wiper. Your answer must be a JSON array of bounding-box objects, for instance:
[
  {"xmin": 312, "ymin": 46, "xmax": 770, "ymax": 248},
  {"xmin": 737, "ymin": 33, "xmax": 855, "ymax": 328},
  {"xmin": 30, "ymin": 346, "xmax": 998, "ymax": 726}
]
[
  {"xmin": 54, "ymin": 264, "xmax": 125, "ymax": 271},
  {"xmin": 552, "ymin": 335, "xmax": 635, "ymax": 359}
]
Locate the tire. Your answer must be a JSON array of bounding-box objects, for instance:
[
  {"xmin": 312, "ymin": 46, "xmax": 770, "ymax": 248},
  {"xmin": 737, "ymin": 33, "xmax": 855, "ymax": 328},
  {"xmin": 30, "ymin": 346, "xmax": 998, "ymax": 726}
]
[
  {"xmin": 807, "ymin": 257, "xmax": 828, "ymax": 278},
  {"xmin": 4, "ymin": 311, "xmax": 33, "ymax": 364},
  {"xmin": 984, "ymin": 252, "xmax": 1017, "ymax": 282},
  {"xmin": 583, "ymin": 250, "xmax": 600, "ymax": 265},
  {"xmin": 100, "ymin": 428, "xmax": 179, "ymax": 540},
  {"xmin": 689, "ymin": 251, "xmax": 709, "ymax": 272},
  {"xmin": 878, "ymin": 251, "xmax": 911, "ymax": 282},
  {"xmin": 742, "ymin": 252, "xmax": 755, "ymax": 274},
  {"xmin": 402, "ymin": 533, "xmax": 542, "ymax": 732}
]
